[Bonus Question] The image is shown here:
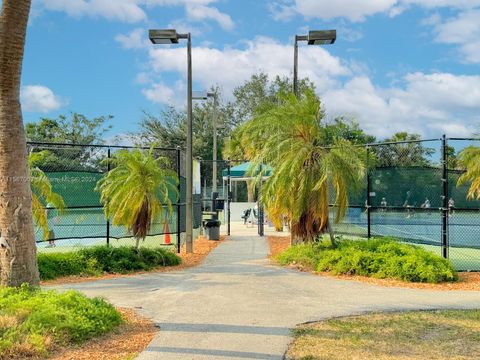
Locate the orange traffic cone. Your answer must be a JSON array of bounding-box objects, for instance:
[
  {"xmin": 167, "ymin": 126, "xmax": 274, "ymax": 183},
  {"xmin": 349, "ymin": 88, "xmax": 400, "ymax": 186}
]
[{"xmin": 163, "ymin": 218, "xmax": 171, "ymax": 245}]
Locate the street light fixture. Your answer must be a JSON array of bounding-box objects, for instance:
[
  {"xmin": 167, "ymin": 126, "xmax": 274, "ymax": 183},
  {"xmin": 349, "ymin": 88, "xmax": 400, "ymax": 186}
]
[
  {"xmin": 293, "ymin": 29, "xmax": 336, "ymax": 97},
  {"xmin": 149, "ymin": 28, "xmax": 194, "ymax": 254}
]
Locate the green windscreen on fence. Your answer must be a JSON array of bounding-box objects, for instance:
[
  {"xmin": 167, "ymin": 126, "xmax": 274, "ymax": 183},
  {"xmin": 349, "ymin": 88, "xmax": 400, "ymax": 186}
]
[{"xmin": 28, "ymin": 143, "xmax": 201, "ymax": 249}]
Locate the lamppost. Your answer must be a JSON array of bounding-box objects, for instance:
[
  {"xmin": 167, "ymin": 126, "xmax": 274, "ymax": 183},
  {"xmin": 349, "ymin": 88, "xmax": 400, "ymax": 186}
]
[
  {"xmin": 193, "ymin": 90, "xmax": 221, "ymax": 195},
  {"xmin": 149, "ymin": 29, "xmax": 194, "ymax": 253},
  {"xmin": 293, "ymin": 30, "xmax": 336, "ymax": 98}
]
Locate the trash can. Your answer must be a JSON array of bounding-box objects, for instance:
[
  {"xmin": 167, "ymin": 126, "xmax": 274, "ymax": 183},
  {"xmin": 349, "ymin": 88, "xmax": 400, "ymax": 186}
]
[{"xmin": 204, "ymin": 219, "xmax": 221, "ymax": 240}]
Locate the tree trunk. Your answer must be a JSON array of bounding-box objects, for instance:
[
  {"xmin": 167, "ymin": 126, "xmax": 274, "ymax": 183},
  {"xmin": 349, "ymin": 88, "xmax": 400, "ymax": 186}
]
[
  {"xmin": 247, "ymin": 180, "xmax": 255, "ymax": 202},
  {"xmin": 0, "ymin": 0, "xmax": 39, "ymax": 286},
  {"xmin": 327, "ymin": 220, "xmax": 336, "ymax": 247}
]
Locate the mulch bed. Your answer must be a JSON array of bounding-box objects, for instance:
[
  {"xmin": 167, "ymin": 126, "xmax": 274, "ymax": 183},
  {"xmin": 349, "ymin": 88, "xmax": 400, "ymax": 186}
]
[
  {"xmin": 267, "ymin": 235, "xmax": 480, "ymax": 291},
  {"xmin": 41, "ymin": 236, "xmax": 224, "ymax": 286},
  {"xmin": 49, "ymin": 308, "xmax": 156, "ymax": 360}
]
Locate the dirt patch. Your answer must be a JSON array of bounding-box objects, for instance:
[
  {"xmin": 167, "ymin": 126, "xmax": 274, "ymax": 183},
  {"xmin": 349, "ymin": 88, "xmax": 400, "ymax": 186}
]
[
  {"xmin": 267, "ymin": 235, "xmax": 480, "ymax": 291},
  {"xmin": 49, "ymin": 308, "xmax": 156, "ymax": 360},
  {"xmin": 42, "ymin": 236, "xmax": 224, "ymax": 286},
  {"xmin": 267, "ymin": 235, "xmax": 290, "ymax": 258}
]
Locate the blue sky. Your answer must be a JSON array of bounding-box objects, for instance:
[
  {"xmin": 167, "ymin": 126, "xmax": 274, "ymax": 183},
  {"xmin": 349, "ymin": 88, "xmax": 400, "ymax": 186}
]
[{"xmin": 17, "ymin": 0, "xmax": 480, "ymax": 140}]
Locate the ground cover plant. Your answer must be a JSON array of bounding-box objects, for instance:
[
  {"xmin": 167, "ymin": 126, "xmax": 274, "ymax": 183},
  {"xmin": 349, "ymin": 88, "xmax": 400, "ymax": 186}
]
[
  {"xmin": 287, "ymin": 310, "xmax": 480, "ymax": 360},
  {"xmin": 38, "ymin": 245, "xmax": 181, "ymax": 280},
  {"xmin": 276, "ymin": 237, "xmax": 457, "ymax": 283},
  {"xmin": 0, "ymin": 285, "xmax": 123, "ymax": 359}
]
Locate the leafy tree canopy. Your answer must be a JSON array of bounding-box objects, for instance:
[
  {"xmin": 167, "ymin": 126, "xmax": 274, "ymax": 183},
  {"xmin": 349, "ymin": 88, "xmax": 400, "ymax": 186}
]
[
  {"xmin": 25, "ymin": 113, "xmax": 112, "ymax": 172},
  {"xmin": 374, "ymin": 132, "xmax": 435, "ymax": 167}
]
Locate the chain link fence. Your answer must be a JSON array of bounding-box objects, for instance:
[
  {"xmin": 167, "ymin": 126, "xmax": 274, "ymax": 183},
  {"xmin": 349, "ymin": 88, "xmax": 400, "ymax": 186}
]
[
  {"xmin": 330, "ymin": 137, "xmax": 480, "ymax": 271},
  {"xmin": 28, "ymin": 142, "xmax": 201, "ymax": 253}
]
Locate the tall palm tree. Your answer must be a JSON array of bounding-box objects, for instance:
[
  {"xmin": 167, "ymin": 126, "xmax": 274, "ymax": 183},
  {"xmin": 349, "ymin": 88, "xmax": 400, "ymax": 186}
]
[
  {"xmin": 29, "ymin": 151, "xmax": 65, "ymax": 241},
  {"xmin": 0, "ymin": 0, "xmax": 39, "ymax": 286},
  {"xmin": 96, "ymin": 148, "xmax": 178, "ymax": 249},
  {"xmin": 242, "ymin": 90, "xmax": 366, "ymax": 245},
  {"xmin": 223, "ymin": 128, "xmax": 256, "ymax": 202},
  {"xmin": 457, "ymin": 146, "xmax": 480, "ymax": 199}
]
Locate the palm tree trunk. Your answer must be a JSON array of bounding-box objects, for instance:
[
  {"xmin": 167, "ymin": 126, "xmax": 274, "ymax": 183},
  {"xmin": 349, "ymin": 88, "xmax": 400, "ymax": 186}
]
[
  {"xmin": 0, "ymin": 0, "xmax": 39, "ymax": 286},
  {"xmin": 247, "ymin": 180, "xmax": 255, "ymax": 202},
  {"xmin": 327, "ymin": 220, "xmax": 336, "ymax": 247}
]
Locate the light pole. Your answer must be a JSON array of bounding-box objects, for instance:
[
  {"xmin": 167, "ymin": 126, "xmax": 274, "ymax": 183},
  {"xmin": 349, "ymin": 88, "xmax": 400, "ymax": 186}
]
[
  {"xmin": 149, "ymin": 29, "xmax": 194, "ymax": 253},
  {"xmin": 193, "ymin": 90, "xmax": 220, "ymax": 195},
  {"xmin": 293, "ymin": 30, "xmax": 336, "ymax": 98},
  {"xmin": 210, "ymin": 91, "xmax": 219, "ymax": 194}
]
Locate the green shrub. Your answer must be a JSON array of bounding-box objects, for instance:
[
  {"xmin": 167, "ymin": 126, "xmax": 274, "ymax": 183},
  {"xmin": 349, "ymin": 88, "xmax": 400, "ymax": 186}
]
[
  {"xmin": 80, "ymin": 246, "xmax": 181, "ymax": 274},
  {"xmin": 0, "ymin": 285, "xmax": 122, "ymax": 358},
  {"xmin": 276, "ymin": 238, "xmax": 458, "ymax": 283},
  {"xmin": 37, "ymin": 252, "xmax": 101, "ymax": 280},
  {"xmin": 38, "ymin": 246, "xmax": 181, "ymax": 281}
]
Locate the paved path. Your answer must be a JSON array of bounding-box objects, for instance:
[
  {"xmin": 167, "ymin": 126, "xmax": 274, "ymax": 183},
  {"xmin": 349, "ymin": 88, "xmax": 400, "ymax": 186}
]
[{"xmin": 52, "ymin": 225, "xmax": 480, "ymax": 360}]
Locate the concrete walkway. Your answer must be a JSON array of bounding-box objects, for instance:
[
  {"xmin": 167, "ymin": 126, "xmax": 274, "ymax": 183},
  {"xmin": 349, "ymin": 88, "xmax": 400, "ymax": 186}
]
[{"xmin": 53, "ymin": 224, "xmax": 480, "ymax": 360}]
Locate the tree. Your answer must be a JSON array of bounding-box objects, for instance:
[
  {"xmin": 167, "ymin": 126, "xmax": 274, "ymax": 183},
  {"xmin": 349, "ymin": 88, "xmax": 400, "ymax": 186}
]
[
  {"xmin": 29, "ymin": 151, "xmax": 65, "ymax": 240},
  {"xmin": 224, "ymin": 73, "xmax": 315, "ymax": 202},
  {"xmin": 0, "ymin": 0, "xmax": 40, "ymax": 286},
  {"xmin": 26, "ymin": 113, "xmax": 112, "ymax": 171},
  {"xmin": 96, "ymin": 148, "xmax": 178, "ymax": 249},
  {"xmin": 232, "ymin": 72, "xmax": 314, "ymax": 125},
  {"xmin": 323, "ymin": 117, "xmax": 376, "ymax": 145},
  {"xmin": 133, "ymin": 93, "xmax": 234, "ymax": 193},
  {"xmin": 374, "ymin": 132, "xmax": 435, "ymax": 167},
  {"xmin": 242, "ymin": 90, "xmax": 365, "ymax": 244},
  {"xmin": 457, "ymin": 146, "xmax": 480, "ymax": 200},
  {"xmin": 26, "ymin": 113, "xmax": 112, "ymax": 144}
]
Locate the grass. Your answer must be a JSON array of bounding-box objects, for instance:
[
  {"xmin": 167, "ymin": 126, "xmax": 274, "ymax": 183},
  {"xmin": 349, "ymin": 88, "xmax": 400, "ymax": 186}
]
[
  {"xmin": 0, "ymin": 285, "xmax": 122, "ymax": 359},
  {"xmin": 276, "ymin": 238, "xmax": 457, "ymax": 283},
  {"xmin": 38, "ymin": 245, "xmax": 181, "ymax": 280},
  {"xmin": 287, "ymin": 310, "xmax": 480, "ymax": 360}
]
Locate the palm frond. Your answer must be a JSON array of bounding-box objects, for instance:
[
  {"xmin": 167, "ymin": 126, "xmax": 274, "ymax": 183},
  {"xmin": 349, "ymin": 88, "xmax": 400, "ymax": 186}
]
[{"xmin": 96, "ymin": 147, "xmax": 179, "ymax": 247}]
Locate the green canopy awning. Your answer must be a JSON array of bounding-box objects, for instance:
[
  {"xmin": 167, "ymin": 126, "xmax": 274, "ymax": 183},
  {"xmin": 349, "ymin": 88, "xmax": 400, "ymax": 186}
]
[{"xmin": 222, "ymin": 161, "xmax": 272, "ymax": 178}]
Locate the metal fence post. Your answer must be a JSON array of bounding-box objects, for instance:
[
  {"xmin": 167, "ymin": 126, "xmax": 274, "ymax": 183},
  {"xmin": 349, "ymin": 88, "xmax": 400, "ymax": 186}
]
[
  {"xmin": 441, "ymin": 135, "xmax": 449, "ymax": 259},
  {"xmin": 176, "ymin": 147, "xmax": 181, "ymax": 254},
  {"xmin": 106, "ymin": 147, "xmax": 111, "ymax": 246},
  {"xmin": 258, "ymin": 164, "xmax": 264, "ymax": 237},
  {"xmin": 227, "ymin": 160, "xmax": 231, "ymax": 236},
  {"xmin": 366, "ymin": 146, "xmax": 371, "ymax": 239}
]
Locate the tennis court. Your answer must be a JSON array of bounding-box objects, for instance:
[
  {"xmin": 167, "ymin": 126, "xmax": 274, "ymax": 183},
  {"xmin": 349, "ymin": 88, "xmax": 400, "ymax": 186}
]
[
  {"xmin": 34, "ymin": 207, "xmax": 182, "ymax": 251},
  {"xmin": 333, "ymin": 208, "xmax": 480, "ymax": 271}
]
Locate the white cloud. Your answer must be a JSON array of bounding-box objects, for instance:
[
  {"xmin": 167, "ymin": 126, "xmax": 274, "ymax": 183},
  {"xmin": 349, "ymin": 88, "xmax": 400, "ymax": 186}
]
[
  {"xmin": 431, "ymin": 9, "xmax": 480, "ymax": 63},
  {"xmin": 39, "ymin": 0, "xmax": 147, "ymax": 23},
  {"xmin": 142, "ymin": 80, "xmax": 186, "ymax": 107},
  {"xmin": 185, "ymin": 3, "xmax": 234, "ymax": 31},
  {"xmin": 21, "ymin": 85, "xmax": 63, "ymax": 113},
  {"xmin": 143, "ymin": 36, "xmax": 480, "ymax": 137},
  {"xmin": 146, "ymin": 36, "xmax": 350, "ymax": 98},
  {"xmin": 142, "ymin": 82, "xmax": 175, "ymax": 104},
  {"xmin": 115, "ymin": 28, "xmax": 149, "ymax": 49},
  {"xmin": 270, "ymin": 0, "xmax": 480, "ymax": 22},
  {"xmin": 323, "ymin": 73, "xmax": 480, "ymax": 138},
  {"xmin": 297, "ymin": 0, "xmax": 397, "ymax": 22},
  {"xmin": 37, "ymin": 0, "xmax": 234, "ymax": 29}
]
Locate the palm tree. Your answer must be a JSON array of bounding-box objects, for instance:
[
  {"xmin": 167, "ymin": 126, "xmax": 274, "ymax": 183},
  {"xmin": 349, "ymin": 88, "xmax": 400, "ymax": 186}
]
[
  {"xmin": 242, "ymin": 90, "xmax": 366, "ymax": 245},
  {"xmin": 0, "ymin": 0, "xmax": 39, "ymax": 286},
  {"xmin": 96, "ymin": 148, "xmax": 178, "ymax": 249},
  {"xmin": 223, "ymin": 128, "xmax": 256, "ymax": 202},
  {"xmin": 457, "ymin": 146, "xmax": 480, "ymax": 199},
  {"xmin": 29, "ymin": 151, "xmax": 65, "ymax": 241}
]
